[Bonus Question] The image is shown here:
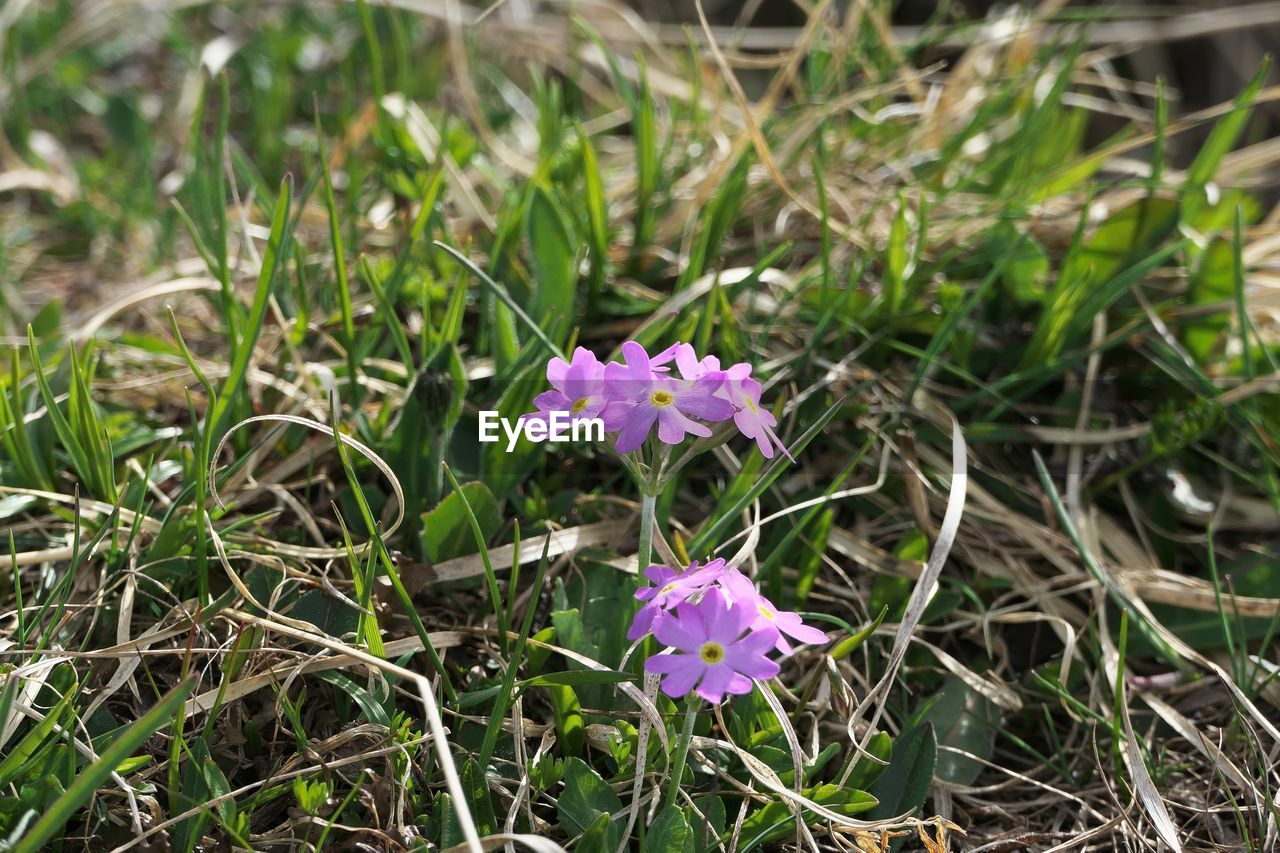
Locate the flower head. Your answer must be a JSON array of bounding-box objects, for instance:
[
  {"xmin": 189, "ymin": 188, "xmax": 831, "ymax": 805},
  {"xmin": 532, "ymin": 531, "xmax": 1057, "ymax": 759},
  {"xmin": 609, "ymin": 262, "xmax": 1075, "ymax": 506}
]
[
  {"xmin": 628, "ymin": 558, "xmax": 726, "ymax": 640},
  {"xmin": 644, "ymin": 588, "xmax": 780, "ymax": 703},
  {"xmin": 718, "ymin": 567, "xmax": 828, "ymax": 654},
  {"xmin": 523, "ymin": 340, "xmax": 793, "ymax": 461},
  {"xmin": 525, "ymin": 347, "xmax": 609, "ymax": 425},
  {"xmin": 600, "ymin": 341, "xmax": 734, "ymax": 453},
  {"xmin": 719, "ymin": 363, "xmax": 792, "ymax": 461}
]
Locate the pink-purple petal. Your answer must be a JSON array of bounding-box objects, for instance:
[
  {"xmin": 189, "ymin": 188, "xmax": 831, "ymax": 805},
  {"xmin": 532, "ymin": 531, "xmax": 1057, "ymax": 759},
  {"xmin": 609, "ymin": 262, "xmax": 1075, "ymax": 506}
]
[
  {"xmin": 614, "ymin": 407, "xmax": 658, "ymax": 453},
  {"xmin": 649, "ymin": 654, "xmax": 704, "ymax": 698},
  {"xmin": 696, "ymin": 663, "xmax": 734, "ymax": 703},
  {"xmin": 545, "ymin": 356, "xmax": 571, "ymax": 386},
  {"xmin": 724, "ymin": 671, "xmax": 755, "ymax": 696},
  {"xmin": 654, "ymin": 604, "xmax": 708, "ymax": 648},
  {"xmin": 777, "ymin": 611, "xmax": 828, "ymax": 645}
]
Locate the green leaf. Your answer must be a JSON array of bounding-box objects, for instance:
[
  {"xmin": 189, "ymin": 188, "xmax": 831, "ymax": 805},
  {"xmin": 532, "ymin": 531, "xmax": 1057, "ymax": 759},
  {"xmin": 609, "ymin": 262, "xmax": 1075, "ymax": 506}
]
[
  {"xmin": 1184, "ymin": 237, "xmax": 1235, "ymax": 362},
  {"xmin": 551, "ymin": 608, "xmax": 594, "ymax": 658},
  {"xmin": 173, "ymin": 736, "xmax": 233, "ymax": 852},
  {"xmin": 918, "ymin": 677, "xmax": 1000, "ymax": 786},
  {"xmin": 867, "ymin": 722, "xmax": 936, "ymax": 822},
  {"xmin": 647, "ymin": 806, "xmax": 696, "ymax": 853},
  {"xmin": 0, "ymin": 676, "xmax": 77, "ymax": 787},
  {"xmin": 687, "ymin": 397, "xmax": 843, "ymax": 557},
  {"xmin": 829, "ymin": 606, "xmax": 888, "ymax": 662},
  {"xmin": 520, "ymin": 670, "xmax": 635, "ymax": 691},
  {"xmin": 1063, "ymin": 196, "xmax": 1179, "ymax": 290},
  {"xmin": 1022, "ymin": 197, "xmax": 1179, "ymax": 368},
  {"xmin": 549, "ymin": 683, "xmax": 585, "ymax": 756},
  {"xmin": 557, "ymin": 758, "xmax": 622, "ymax": 838},
  {"xmin": 1185, "ymin": 59, "xmax": 1270, "ymax": 192},
  {"xmin": 313, "ymin": 670, "xmax": 391, "ymax": 728},
  {"xmin": 208, "ymin": 174, "xmax": 294, "ymax": 441},
  {"xmin": 991, "ymin": 222, "xmax": 1049, "ymax": 304},
  {"xmin": 578, "ymin": 125, "xmax": 609, "ymax": 312},
  {"xmin": 421, "ymin": 481, "xmax": 501, "ymax": 564},
  {"xmin": 677, "ymin": 154, "xmax": 748, "ymax": 289},
  {"xmin": 738, "ymin": 784, "xmax": 877, "ymax": 851},
  {"xmin": 461, "ymin": 759, "xmax": 497, "ymax": 837},
  {"xmin": 577, "ymin": 811, "xmax": 621, "ymax": 853},
  {"xmin": 525, "ymin": 185, "xmax": 578, "ymax": 346},
  {"xmin": 845, "ymin": 730, "xmax": 893, "ymax": 791},
  {"xmin": 26, "ymin": 333, "xmax": 115, "ymax": 501},
  {"xmin": 882, "ymin": 194, "xmax": 914, "ymax": 314}
]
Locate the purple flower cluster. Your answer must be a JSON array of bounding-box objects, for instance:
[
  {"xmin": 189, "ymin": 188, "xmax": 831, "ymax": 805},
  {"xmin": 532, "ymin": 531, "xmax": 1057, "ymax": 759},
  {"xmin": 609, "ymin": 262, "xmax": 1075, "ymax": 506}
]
[
  {"xmin": 526, "ymin": 342, "xmax": 791, "ymax": 459},
  {"xmin": 629, "ymin": 559, "xmax": 828, "ymax": 703}
]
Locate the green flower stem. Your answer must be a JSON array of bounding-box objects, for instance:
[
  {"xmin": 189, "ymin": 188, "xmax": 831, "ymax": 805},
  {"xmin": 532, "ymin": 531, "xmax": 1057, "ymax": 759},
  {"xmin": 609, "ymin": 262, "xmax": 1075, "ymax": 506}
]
[
  {"xmin": 636, "ymin": 492, "xmax": 656, "ymax": 574},
  {"xmin": 666, "ymin": 693, "xmax": 700, "ymax": 806}
]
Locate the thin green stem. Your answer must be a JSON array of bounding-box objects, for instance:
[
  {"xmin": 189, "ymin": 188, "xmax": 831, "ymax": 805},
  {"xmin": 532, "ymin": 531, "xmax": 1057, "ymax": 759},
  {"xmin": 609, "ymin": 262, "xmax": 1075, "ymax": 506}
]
[
  {"xmin": 666, "ymin": 694, "xmax": 699, "ymax": 806},
  {"xmin": 637, "ymin": 493, "xmax": 657, "ymax": 573}
]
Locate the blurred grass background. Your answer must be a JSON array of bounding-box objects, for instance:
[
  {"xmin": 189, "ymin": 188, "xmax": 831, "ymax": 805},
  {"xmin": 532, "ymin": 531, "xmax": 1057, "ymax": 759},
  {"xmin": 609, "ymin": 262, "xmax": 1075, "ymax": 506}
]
[{"xmin": 3, "ymin": 1, "xmax": 1280, "ymax": 851}]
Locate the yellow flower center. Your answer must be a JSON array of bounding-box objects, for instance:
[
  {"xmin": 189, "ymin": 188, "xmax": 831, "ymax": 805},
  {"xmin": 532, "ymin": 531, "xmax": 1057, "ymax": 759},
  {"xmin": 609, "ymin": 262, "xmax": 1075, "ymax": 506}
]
[
  {"xmin": 699, "ymin": 642, "xmax": 725, "ymax": 664},
  {"xmin": 744, "ymin": 397, "xmax": 757, "ymax": 412},
  {"xmin": 758, "ymin": 603, "xmax": 776, "ymax": 620},
  {"xmin": 660, "ymin": 583, "xmax": 678, "ymax": 595},
  {"xmin": 571, "ymin": 396, "xmax": 590, "ymax": 414},
  {"xmin": 650, "ymin": 390, "xmax": 674, "ymax": 407}
]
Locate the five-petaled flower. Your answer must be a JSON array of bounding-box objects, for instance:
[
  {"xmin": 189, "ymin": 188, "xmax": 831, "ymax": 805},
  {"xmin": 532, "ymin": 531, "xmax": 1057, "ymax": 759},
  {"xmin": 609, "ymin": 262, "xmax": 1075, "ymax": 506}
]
[
  {"xmin": 718, "ymin": 363, "xmax": 792, "ymax": 461},
  {"xmin": 526, "ymin": 347, "xmax": 609, "ymax": 425},
  {"xmin": 628, "ymin": 558, "xmax": 726, "ymax": 640},
  {"xmin": 630, "ymin": 558, "xmax": 828, "ymax": 703},
  {"xmin": 601, "ymin": 341, "xmax": 734, "ymax": 453},
  {"xmin": 644, "ymin": 589, "xmax": 781, "ymax": 703},
  {"xmin": 719, "ymin": 566, "xmax": 828, "ymax": 653}
]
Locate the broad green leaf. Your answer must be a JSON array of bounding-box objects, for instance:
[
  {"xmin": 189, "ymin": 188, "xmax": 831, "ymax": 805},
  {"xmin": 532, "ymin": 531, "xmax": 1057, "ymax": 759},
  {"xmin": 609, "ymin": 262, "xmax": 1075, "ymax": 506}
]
[
  {"xmin": 1022, "ymin": 197, "xmax": 1179, "ymax": 368},
  {"xmin": 918, "ymin": 677, "xmax": 1000, "ymax": 785},
  {"xmin": 461, "ymin": 759, "xmax": 497, "ymax": 837},
  {"xmin": 525, "ymin": 185, "xmax": 578, "ymax": 347},
  {"xmin": 421, "ymin": 480, "xmax": 501, "ymax": 564},
  {"xmin": 1184, "ymin": 237, "xmax": 1235, "ymax": 362},
  {"xmin": 556, "ymin": 758, "xmax": 622, "ymax": 837},
  {"xmin": 314, "ymin": 670, "xmax": 391, "ymax": 728},
  {"xmin": 1062, "ymin": 196, "xmax": 1179, "ymax": 289},
  {"xmin": 991, "ymin": 222, "xmax": 1049, "ymax": 304},
  {"xmin": 868, "ymin": 722, "xmax": 936, "ymax": 822},
  {"xmin": 647, "ymin": 805, "xmax": 696, "ymax": 853},
  {"xmin": 548, "ymin": 683, "xmax": 585, "ymax": 756},
  {"xmin": 845, "ymin": 730, "xmax": 893, "ymax": 791},
  {"xmin": 577, "ymin": 811, "xmax": 621, "ymax": 853}
]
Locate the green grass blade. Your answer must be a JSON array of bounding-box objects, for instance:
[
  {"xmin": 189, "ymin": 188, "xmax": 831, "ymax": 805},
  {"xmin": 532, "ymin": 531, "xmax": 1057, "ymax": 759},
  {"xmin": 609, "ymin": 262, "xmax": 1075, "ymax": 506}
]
[
  {"xmin": 12, "ymin": 677, "xmax": 195, "ymax": 853},
  {"xmin": 207, "ymin": 174, "xmax": 294, "ymax": 441}
]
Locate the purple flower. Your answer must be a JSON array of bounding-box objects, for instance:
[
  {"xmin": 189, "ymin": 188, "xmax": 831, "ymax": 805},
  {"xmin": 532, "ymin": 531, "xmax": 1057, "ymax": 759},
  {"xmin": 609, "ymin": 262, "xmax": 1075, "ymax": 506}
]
[
  {"xmin": 628, "ymin": 559, "xmax": 726, "ymax": 640},
  {"xmin": 644, "ymin": 589, "xmax": 780, "ymax": 703},
  {"xmin": 651, "ymin": 344, "xmax": 792, "ymax": 461},
  {"xmin": 719, "ymin": 567, "xmax": 828, "ymax": 654},
  {"xmin": 525, "ymin": 347, "xmax": 609, "ymax": 424},
  {"xmin": 719, "ymin": 363, "xmax": 792, "ymax": 461},
  {"xmin": 600, "ymin": 341, "xmax": 734, "ymax": 453}
]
